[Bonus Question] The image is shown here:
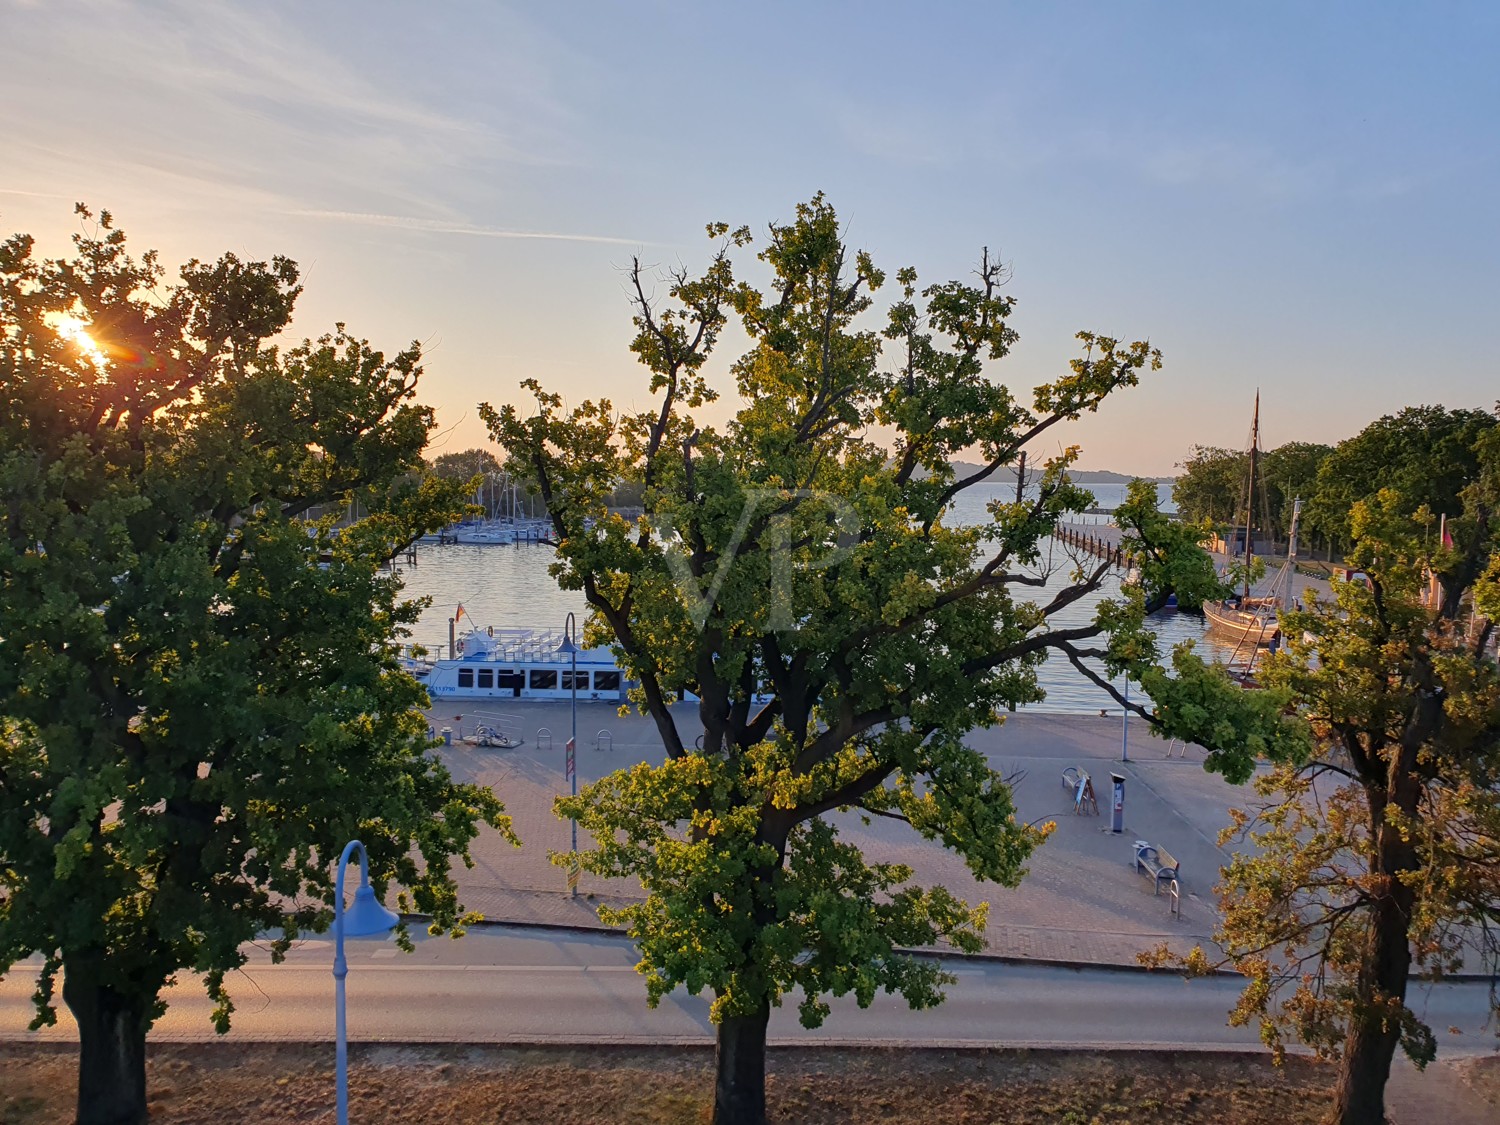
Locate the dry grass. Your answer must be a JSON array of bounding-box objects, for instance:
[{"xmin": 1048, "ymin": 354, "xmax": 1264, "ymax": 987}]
[{"xmin": 3, "ymin": 1042, "xmax": 1335, "ymax": 1124}]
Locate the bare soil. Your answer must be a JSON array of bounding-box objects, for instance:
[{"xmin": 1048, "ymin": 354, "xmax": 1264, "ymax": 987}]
[{"xmin": 2, "ymin": 1042, "xmax": 1335, "ymax": 1124}]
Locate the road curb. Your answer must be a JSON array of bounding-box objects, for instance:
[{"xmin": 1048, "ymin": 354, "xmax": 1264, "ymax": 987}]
[{"xmin": 431, "ymin": 914, "xmax": 1500, "ymax": 984}]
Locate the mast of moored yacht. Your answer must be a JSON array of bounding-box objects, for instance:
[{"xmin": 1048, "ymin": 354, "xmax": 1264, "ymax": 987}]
[{"xmin": 1243, "ymin": 391, "xmax": 1260, "ymax": 602}]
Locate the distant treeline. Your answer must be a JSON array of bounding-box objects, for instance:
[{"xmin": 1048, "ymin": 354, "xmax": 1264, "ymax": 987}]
[{"xmin": 1173, "ymin": 404, "xmax": 1499, "ymax": 559}]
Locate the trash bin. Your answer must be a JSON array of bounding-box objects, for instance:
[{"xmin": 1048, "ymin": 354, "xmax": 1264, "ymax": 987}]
[
  {"xmin": 440, "ymin": 726, "xmax": 453, "ymax": 746},
  {"xmin": 1110, "ymin": 773, "xmax": 1125, "ymax": 834}
]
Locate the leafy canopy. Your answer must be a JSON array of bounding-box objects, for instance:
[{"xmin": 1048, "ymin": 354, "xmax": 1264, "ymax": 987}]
[
  {"xmin": 485, "ymin": 196, "xmax": 1272, "ymax": 1037},
  {"xmin": 0, "ymin": 206, "xmax": 510, "ymax": 1033}
]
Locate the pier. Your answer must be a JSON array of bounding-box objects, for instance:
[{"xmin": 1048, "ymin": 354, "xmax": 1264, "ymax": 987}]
[{"xmin": 1055, "ymin": 521, "xmax": 1128, "ymax": 568}]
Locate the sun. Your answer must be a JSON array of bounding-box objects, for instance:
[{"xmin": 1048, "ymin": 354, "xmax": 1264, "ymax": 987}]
[{"xmin": 51, "ymin": 313, "xmax": 108, "ymax": 368}]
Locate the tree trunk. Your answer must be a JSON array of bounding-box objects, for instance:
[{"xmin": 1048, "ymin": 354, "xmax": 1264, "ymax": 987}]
[
  {"xmin": 62, "ymin": 960, "xmax": 150, "ymax": 1125},
  {"xmin": 713, "ymin": 1003, "xmax": 771, "ymax": 1125},
  {"xmin": 1329, "ymin": 861, "xmax": 1416, "ymax": 1123}
]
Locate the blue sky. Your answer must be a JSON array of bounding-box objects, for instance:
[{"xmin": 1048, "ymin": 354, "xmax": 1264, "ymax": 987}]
[{"xmin": 4, "ymin": 0, "xmax": 1496, "ymax": 474}]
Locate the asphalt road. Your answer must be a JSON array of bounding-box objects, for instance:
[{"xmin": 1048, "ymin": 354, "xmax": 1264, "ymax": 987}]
[{"xmin": 3, "ymin": 925, "xmax": 1494, "ymax": 1054}]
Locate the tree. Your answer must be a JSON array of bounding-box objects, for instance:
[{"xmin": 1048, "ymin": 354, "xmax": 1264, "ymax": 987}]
[
  {"xmin": 1174, "ymin": 441, "xmax": 1333, "ymax": 552},
  {"xmin": 1260, "ymin": 440, "xmax": 1332, "ymax": 546},
  {"xmin": 0, "ymin": 208, "xmax": 510, "ymax": 1124},
  {"xmin": 1304, "ymin": 404, "xmax": 1497, "ymax": 553},
  {"xmin": 428, "ymin": 446, "xmax": 502, "ymax": 481},
  {"xmin": 484, "ymin": 196, "xmax": 1266, "ymax": 1125},
  {"xmin": 1147, "ymin": 421, "xmax": 1500, "ymax": 1125},
  {"xmin": 1173, "ymin": 444, "xmax": 1246, "ymax": 526}
]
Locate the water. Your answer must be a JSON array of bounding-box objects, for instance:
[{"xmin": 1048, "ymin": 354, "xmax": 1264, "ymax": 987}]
[{"xmin": 394, "ymin": 479, "xmax": 1235, "ymax": 714}]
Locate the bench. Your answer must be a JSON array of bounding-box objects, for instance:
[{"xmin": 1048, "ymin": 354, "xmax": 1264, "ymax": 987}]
[
  {"xmin": 1061, "ymin": 767, "xmax": 1098, "ymax": 816},
  {"xmin": 1132, "ymin": 841, "xmax": 1180, "ymax": 895}
]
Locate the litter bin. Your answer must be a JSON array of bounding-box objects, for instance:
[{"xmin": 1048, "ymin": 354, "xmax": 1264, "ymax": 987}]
[
  {"xmin": 1110, "ymin": 772, "xmax": 1125, "ymax": 834},
  {"xmin": 440, "ymin": 726, "xmax": 453, "ymax": 746}
]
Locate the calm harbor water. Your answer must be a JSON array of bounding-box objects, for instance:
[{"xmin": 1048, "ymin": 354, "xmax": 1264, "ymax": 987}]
[{"xmin": 395, "ymin": 480, "xmax": 1237, "ymax": 714}]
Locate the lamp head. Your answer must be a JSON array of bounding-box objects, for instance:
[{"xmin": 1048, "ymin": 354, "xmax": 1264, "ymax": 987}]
[
  {"xmin": 343, "ymin": 883, "xmax": 400, "ymax": 938},
  {"xmin": 557, "ymin": 613, "xmax": 579, "ymax": 654}
]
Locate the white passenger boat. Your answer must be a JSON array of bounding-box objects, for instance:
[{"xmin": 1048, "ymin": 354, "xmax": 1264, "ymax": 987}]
[{"xmin": 409, "ymin": 626, "xmax": 630, "ymax": 701}]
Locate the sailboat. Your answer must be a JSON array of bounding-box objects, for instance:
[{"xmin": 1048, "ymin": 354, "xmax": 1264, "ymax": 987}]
[{"xmin": 1202, "ymin": 394, "xmax": 1300, "ymax": 653}]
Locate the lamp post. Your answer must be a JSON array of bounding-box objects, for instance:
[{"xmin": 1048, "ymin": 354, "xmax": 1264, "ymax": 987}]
[
  {"xmin": 558, "ymin": 613, "xmax": 579, "ymax": 896},
  {"xmin": 332, "ymin": 839, "xmax": 399, "ymax": 1125},
  {"xmin": 1121, "ymin": 675, "xmax": 1130, "ymax": 762}
]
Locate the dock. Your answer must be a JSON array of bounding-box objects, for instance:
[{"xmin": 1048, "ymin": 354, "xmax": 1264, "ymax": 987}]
[{"xmin": 1055, "ymin": 522, "xmax": 1128, "ymax": 568}]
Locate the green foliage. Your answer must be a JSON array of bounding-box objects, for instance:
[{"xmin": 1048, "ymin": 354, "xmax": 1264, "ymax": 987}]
[
  {"xmin": 1173, "ymin": 441, "xmax": 1332, "ymax": 548},
  {"xmin": 1172, "ymin": 445, "xmax": 1245, "ymax": 526},
  {"xmin": 0, "ymin": 208, "xmax": 511, "ymax": 1039},
  {"xmin": 428, "ymin": 446, "xmax": 501, "ymax": 481},
  {"xmin": 1260, "ymin": 440, "xmax": 1332, "ymax": 543},
  {"xmin": 485, "ymin": 196, "xmax": 1274, "ymax": 1082},
  {"xmin": 1303, "ymin": 404, "xmax": 1496, "ymax": 550}
]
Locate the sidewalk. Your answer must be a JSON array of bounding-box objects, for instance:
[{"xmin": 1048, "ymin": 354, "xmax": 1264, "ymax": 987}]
[
  {"xmin": 1387, "ymin": 1056, "xmax": 1498, "ymax": 1125},
  {"xmin": 431, "ymin": 706, "xmax": 1246, "ymax": 969}
]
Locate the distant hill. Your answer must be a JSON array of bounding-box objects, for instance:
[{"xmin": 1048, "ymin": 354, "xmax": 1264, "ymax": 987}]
[{"xmin": 947, "ymin": 461, "xmax": 1174, "ymax": 484}]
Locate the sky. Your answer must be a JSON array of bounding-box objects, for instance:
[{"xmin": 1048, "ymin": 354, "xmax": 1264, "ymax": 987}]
[{"xmin": 3, "ymin": 0, "xmax": 1497, "ymax": 476}]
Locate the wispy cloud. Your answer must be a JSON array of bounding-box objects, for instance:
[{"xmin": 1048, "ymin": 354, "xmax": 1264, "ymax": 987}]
[
  {"xmin": 0, "ymin": 187, "xmax": 71, "ymax": 200},
  {"xmin": 1, "ymin": 0, "xmax": 579, "ymax": 226},
  {"xmin": 289, "ymin": 209, "xmax": 646, "ymax": 246}
]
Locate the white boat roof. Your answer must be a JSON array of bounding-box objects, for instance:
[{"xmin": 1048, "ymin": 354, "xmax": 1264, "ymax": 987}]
[{"xmin": 459, "ymin": 626, "xmax": 617, "ymax": 665}]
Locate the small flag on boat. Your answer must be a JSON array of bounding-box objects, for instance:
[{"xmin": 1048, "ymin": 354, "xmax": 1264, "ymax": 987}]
[
  {"xmin": 455, "ymin": 603, "xmax": 467, "ymax": 624},
  {"xmin": 1440, "ymin": 514, "xmax": 1454, "ymax": 550}
]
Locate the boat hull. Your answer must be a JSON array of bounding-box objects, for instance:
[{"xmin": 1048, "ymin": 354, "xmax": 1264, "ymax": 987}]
[{"xmin": 1202, "ymin": 599, "xmax": 1279, "ymax": 646}]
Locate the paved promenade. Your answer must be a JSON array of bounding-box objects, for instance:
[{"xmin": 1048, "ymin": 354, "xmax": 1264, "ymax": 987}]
[{"xmin": 428, "ymin": 702, "xmax": 1263, "ymax": 968}]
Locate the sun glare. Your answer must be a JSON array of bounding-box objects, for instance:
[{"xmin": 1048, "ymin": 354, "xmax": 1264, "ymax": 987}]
[{"xmin": 51, "ymin": 313, "xmax": 108, "ymax": 368}]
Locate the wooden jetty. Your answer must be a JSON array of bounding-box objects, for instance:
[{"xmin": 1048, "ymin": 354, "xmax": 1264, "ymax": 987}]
[{"xmin": 1055, "ymin": 522, "xmax": 1128, "ymax": 568}]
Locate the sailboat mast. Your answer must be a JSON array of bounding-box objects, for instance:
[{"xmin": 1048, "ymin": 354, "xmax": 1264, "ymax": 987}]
[{"xmin": 1244, "ymin": 391, "xmax": 1260, "ymax": 602}]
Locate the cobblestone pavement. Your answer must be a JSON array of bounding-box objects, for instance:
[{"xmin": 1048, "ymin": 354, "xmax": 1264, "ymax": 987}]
[{"xmin": 428, "ymin": 705, "xmax": 1259, "ymax": 968}]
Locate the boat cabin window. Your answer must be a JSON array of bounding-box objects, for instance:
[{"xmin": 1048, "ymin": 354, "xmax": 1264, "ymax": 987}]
[
  {"xmin": 457, "ymin": 668, "xmax": 474, "ymax": 689},
  {"xmin": 561, "ymin": 670, "xmax": 588, "ymax": 690},
  {"xmin": 497, "ymin": 671, "xmax": 524, "ymax": 691},
  {"xmin": 593, "ymin": 671, "xmax": 621, "ymax": 692},
  {"xmin": 529, "ymin": 669, "xmax": 557, "ymax": 690},
  {"xmin": 478, "ymin": 668, "xmax": 494, "ymax": 689}
]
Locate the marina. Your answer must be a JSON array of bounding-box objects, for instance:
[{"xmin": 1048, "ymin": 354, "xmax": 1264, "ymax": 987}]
[{"xmin": 390, "ymin": 480, "xmax": 1265, "ymax": 713}]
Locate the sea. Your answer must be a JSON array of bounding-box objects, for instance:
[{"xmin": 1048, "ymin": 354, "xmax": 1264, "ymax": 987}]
[{"xmin": 393, "ymin": 480, "xmax": 1242, "ymax": 714}]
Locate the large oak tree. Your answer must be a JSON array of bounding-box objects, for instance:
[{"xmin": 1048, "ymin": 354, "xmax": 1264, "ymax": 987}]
[
  {"xmin": 487, "ymin": 196, "xmax": 1276, "ymax": 1125},
  {"xmin": 0, "ymin": 209, "xmax": 509, "ymax": 1124}
]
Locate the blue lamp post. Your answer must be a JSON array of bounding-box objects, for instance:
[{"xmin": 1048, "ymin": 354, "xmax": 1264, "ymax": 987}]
[
  {"xmin": 558, "ymin": 613, "xmax": 579, "ymax": 896},
  {"xmin": 332, "ymin": 839, "xmax": 399, "ymax": 1125}
]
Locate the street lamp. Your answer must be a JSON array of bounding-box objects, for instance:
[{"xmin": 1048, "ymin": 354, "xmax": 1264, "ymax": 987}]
[
  {"xmin": 332, "ymin": 839, "xmax": 399, "ymax": 1125},
  {"xmin": 558, "ymin": 613, "xmax": 580, "ymax": 896}
]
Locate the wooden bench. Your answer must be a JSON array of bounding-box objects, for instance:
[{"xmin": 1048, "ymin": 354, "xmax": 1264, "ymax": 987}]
[{"xmin": 1132, "ymin": 841, "xmax": 1180, "ymax": 895}]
